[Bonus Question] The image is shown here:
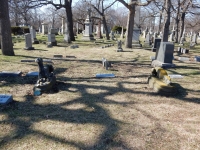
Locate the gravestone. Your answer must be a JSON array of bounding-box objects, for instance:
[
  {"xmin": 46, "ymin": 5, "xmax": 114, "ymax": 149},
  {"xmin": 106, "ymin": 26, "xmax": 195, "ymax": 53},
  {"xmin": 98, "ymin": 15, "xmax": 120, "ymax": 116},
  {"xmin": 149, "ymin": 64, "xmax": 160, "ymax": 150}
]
[
  {"xmin": 143, "ymin": 33, "xmax": 151, "ymax": 47},
  {"xmin": 152, "ymin": 38, "xmax": 161, "ymax": 52},
  {"xmin": 110, "ymin": 31, "xmax": 115, "ymax": 40},
  {"xmin": 73, "ymin": 27, "xmax": 77, "ymax": 36},
  {"xmin": 24, "ymin": 33, "xmax": 34, "ymax": 50},
  {"xmin": 192, "ymin": 33, "xmax": 197, "ymax": 44},
  {"xmin": 82, "ymin": 9, "xmax": 95, "ymax": 41},
  {"xmin": 30, "ymin": 26, "xmax": 39, "ymax": 44},
  {"xmin": 96, "ymin": 21, "xmax": 103, "ymax": 39},
  {"xmin": 120, "ymin": 26, "xmax": 124, "ymax": 39},
  {"xmin": 61, "ymin": 17, "xmax": 65, "ymax": 35},
  {"xmin": 47, "ymin": 34, "xmax": 57, "ymax": 46},
  {"xmin": 0, "ymin": 36, "xmax": 1, "ymax": 49},
  {"xmin": 132, "ymin": 0, "xmax": 142, "ymax": 48},
  {"xmin": 179, "ymin": 37, "xmax": 184, "ymax": 46},
  {"xmin": 0, "ymin": 94, "xmax": 13, "ymax": 105},
  {"xmin": 41, "ymin": 23, "xmax": 48, "ymax": 34},
  {"xmin": 152, "ymin": 42, "xmax": 175, "ymax": 68},
  {"xmin": 143, "ymin": 27, "xmax": 148, "ymax": 38},
  {"xmin": 117, "ymin": 40, "xmax": 123, "ymax": 52}
]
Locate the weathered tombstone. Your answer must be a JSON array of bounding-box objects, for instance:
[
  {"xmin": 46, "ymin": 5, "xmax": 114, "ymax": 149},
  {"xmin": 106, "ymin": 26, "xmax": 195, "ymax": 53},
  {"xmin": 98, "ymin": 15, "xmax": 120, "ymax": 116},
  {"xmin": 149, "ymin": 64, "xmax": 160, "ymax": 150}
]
[
  {"xmin": 47, "ymin": 34, "xmax": 57, "ymax": 46},
  {"xmin": 30, "ymin": 26, "xmax": 39, "ymax": 44},
  {"xmin": 192, "ymin": 33, "xmax": 197, "ymax": 44},
  {"xmin": 73, "ymin": 27, "xmax": 77, "ymax": 36},
  {"xmin": 152, "ymin": 42, "xmax": 175, "ymax": 68},
  {"xmin": 96, "ymin": 20, "xmax": 103, "ymax": 39},
  {"xmin": 41, "ymin": 23, "xmax": 48, "ymax": 35},
  {"xmin": 142, "ymin": 27, "xmax": 148, "ymax": 38},
  {"xmin": 143, "ymin": 33, "xmax": 151, "ymax": 47},
  {"xmin": 0, "ymin": 36, "xmax": 1, "ymax": 49},
  {"xmin": 0, "ymin": 94, "xmax": 13, "ymax": 105},
  {"xmin": 120, "ymin": 26, "xmax": 124, "ymax": 39},
  {"xmin": 179, "ymin": 37, "xmax": 184, "ymax": 46},
  {"xmin": 152, "ymin": 38, "xmax": 161, "ymax": 52},
  {"xmin": 110, "ymin": 31, "xmax": 115, "ymax": 40},
  {"xmin": 132, "ymin": 1, "xmax": 142, "ymax": 48},
  {"xmin": 24, "ymin": 33, "xmax": 34, "ymax": 50},
  {"xmin": 102, "ymin": 58, "xmax": 111, "ymax": 70},
  {"xmin": 117, "ymin": 40, "xmax": 123, "ymax": 52},
  {"xmin": 82, "ymin": 8, "xmax": 95, "ymax": 40},
  {"xmin": 61, "ymin": 17, "xmax": 65, "ymax": 35}
]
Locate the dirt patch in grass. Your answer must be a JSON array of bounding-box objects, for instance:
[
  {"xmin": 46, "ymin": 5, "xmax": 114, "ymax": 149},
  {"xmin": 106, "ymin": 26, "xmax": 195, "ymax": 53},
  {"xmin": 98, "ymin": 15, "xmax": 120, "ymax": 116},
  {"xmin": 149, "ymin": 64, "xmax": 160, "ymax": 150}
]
[{"xmin": 0, "ymin": 37, "xmax": 200, "ymax": 150}]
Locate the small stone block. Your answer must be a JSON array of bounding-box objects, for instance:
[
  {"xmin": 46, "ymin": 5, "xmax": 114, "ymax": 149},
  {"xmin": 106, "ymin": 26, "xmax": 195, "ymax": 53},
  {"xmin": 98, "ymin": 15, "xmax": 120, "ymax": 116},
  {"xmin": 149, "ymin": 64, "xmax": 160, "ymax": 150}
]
[
  {"xmin": 0, "ymin": 71, "xmax": 22, "ymax": 77},
  {"xmin": 96, "ymin": 73, "xmax": 115, "ymax": 78},
  {"xmin": 0, "ymin": 94, "xmax": 13, "ymax": 104}
]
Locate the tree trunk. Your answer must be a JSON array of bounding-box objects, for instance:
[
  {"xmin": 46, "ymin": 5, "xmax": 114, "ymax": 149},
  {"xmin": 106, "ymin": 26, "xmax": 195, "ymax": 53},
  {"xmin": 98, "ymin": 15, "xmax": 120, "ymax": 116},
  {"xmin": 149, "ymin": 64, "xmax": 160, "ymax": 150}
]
[
  {"xmin": 175, "ymin": 0, "xmax": 180, "ymax": 43},
  {"xmin": 0, "ymin": 0, "xmax": 15, "ymax": 56},
  {"xmin": 158, "ymin": 11, "xmax": 163, "ymax": 34},
  {"xmin": 162, "ymin": 0, "xmax": 171, "ymax": 42},
  {"xmin": 178, "ymin": 12, "xmax": 185, "ymax": 42},
  {"xmin": 65, "ymin": 3, "xmax": 75, "ymax": 42},
  {"xmin": 102, "ymin": 16, "xmax": 110, "ymax": 40},
  {"xmin": 125, "ymin": 8, "xmax": 135, "ymax": 48}
]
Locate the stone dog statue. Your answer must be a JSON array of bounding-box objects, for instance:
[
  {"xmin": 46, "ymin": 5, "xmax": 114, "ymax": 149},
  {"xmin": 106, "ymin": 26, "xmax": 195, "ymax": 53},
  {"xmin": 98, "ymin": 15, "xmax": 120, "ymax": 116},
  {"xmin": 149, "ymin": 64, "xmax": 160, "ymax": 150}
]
[{"xmin": 33, "ymin": 58, "xmax": 56, "ymax": 94}]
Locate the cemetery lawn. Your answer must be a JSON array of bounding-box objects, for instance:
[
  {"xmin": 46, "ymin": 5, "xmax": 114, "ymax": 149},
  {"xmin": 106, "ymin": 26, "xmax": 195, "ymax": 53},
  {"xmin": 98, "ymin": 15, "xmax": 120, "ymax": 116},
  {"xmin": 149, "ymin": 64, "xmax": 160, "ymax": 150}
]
[{"xmin": 0, "ymin": 36, "xmax": 200, "ymax": 150}]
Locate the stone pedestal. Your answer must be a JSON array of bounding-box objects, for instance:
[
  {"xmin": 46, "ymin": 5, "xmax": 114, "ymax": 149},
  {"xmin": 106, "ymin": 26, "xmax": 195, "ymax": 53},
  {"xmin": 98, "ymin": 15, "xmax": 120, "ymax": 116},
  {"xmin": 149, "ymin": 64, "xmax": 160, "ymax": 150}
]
[
  {"xmin": 47, "ymin": 34, "xmax": 57, "ymax": 46},
  {"xmin": 82, "ymin": 20, "xmax": 95, "ymax": 41},
  {"xmin": 41, "ymin": 23, "xmax": 48, "ymax": 35},
  {"xmin": 30, "ymin": 27, "xmax": 39, "ymax": 44}
]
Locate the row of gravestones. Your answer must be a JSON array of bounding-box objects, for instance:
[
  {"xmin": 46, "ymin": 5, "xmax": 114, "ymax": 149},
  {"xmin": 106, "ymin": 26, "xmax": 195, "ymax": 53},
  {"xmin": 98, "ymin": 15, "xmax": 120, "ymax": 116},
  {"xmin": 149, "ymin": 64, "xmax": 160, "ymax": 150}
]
[{"xmin": 24, "ymin": 33, "xmax": 57, "ymax": 50}]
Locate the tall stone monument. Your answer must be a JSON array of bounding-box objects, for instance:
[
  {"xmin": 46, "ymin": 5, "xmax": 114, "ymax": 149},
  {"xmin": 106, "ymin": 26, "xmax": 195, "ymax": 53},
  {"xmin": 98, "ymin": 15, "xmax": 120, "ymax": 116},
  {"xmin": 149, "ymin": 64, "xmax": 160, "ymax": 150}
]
[
  {"xmin": 61, "ymin": 17, "xmax": 65, "ymax": 35},
  {"xmin": 30, "ymin": 26, "xmax": 39, "ymax": 44},
  {"xmin": 24, "ymin": 33, "xmax": 34, "ymax": 50},
  {"xmin": 96, "ymin": 20, "xmax": 103, "ymax": 39},
  {"xmin": 132, "ymin": 0, "xmax": 141, "ymax": 48},
  {"xmin": 41, "ymin": 23, "xmax": 48, "ymax": 35},
  {"xmin": 82, "ymin": 8, "xmax": 95, "ymax": 41}
]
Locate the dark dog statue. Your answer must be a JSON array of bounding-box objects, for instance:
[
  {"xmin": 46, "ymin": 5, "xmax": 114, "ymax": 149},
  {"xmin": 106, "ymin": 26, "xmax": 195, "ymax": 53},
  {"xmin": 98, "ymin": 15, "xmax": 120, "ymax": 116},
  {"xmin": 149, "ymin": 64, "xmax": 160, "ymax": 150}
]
[{"xmin": 34, "ymin": 58, "xmax": 56, "ymax": 95}]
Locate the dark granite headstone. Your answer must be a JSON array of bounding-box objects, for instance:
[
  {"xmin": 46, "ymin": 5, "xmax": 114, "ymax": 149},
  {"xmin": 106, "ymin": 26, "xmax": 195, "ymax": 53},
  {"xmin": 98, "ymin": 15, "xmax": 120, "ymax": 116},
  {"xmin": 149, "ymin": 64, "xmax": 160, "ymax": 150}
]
[
  {"xmin": 152, "ymin": 42, "xmax": 175, "ymax": 68},
  {"xmin": 155, "ymin": 42, "xmax": 174, "ymax": 63},
  {"xmin": 152, "ymin": 38, "xmax": 161, "ymax": 52}
]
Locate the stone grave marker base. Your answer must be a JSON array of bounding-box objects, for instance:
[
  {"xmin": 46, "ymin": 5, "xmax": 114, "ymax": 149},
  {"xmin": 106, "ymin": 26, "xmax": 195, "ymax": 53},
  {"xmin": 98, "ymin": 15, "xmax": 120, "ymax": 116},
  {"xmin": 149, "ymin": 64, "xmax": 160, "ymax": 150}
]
[
  {"xmin": 24, "ymin": 47, "xmax": 35, "ymax": 50},
  {"xmin": 151, "ymin": 60, "xmax": 175, "ymax": 69}
]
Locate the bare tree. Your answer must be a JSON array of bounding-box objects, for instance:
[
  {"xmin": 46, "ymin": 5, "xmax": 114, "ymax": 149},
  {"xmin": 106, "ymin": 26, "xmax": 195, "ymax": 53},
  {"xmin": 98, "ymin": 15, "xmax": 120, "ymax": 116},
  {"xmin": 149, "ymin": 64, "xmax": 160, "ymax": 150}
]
[
  {"xmin": 84, "ymin": 0, "xmax": 117, "ymax": 40},
  {"xmin": 0, "ymin": 0, "xmax": 15, "ymax": 56},
  {"xmin": 37, "ymin": 0, "xmax": 75, "ymax": 43},
  {"xmin": 117, "ymin": 0, "xmax": 154, "ymax": 48}
]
